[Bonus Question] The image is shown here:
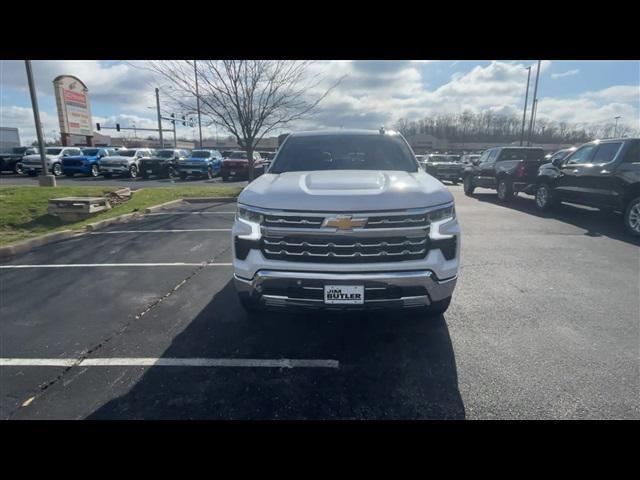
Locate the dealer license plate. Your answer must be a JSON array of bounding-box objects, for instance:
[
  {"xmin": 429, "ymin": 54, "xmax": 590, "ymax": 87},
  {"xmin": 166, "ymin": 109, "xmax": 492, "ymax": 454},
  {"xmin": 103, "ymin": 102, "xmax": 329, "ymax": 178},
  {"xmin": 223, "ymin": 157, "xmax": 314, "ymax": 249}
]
[{"xmin": 324, "ymin": 285, "xmax": 364, "ymax": 305}]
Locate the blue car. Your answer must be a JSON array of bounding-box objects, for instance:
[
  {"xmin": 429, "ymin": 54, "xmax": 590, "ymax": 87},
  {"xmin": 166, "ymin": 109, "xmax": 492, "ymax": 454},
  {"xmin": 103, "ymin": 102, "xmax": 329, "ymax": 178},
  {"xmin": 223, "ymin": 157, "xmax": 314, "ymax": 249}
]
[
  {"xmin": 176, "ymin": 149, "xmax": 223, "ymax": 179},
  {"xmin": 62, "ymin": 147, "xmax": 117, "ymax": 177}
]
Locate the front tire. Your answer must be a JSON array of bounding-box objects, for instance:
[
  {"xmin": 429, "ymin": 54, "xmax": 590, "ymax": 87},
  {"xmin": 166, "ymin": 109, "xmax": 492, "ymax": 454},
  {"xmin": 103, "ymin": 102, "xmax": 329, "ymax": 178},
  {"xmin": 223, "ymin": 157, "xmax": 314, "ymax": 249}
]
[
  {"xmin": 238, "ymin": 295, "xmax": 261, "ymax": 314},
  {"xmin": 534, "ymin": 183, "xmax": 557, "ymax": 211},
  {"xmin": 463, "ymin": 175, "xmax": 475, "ymax": 195},
  {"xmin": 624, "ymin": 196, "xmax": 640, "ymax": 237},
  {"xmin": 51, "ymin": 163, "xmax": 62, "ymax": 176},
  {"xmin": 206, "ymin": 167, "xmax": 213, "ymax": 179},
  {"xmin": 129, "ymin": 164, "xmax": 138, "ymax": 178},
  {"xmin": 14, "ymin": 162, "xmax": 23, "ymax": 175},
  {"xmin": 497, "ymin": 178, "xmax": 514, "ymax": 203},
  {"xmin": 419, "ymin": 297, "xmax": 452, "ymax": 317},
  {"xmin": 90, "ymin": 164, "xmax": 99, "ymax": 177}
]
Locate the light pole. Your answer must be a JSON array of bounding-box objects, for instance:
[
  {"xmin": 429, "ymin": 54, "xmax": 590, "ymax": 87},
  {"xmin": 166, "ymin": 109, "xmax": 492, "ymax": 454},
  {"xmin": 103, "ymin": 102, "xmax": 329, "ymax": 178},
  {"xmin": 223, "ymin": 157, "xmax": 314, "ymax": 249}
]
[
  {"xmin": 194, "ymin": 60, "xmax": 203, "ymax": 149},
  {"xmin": 527, "ymin": 60, "xmax": 542, "ymax": 146},
  {"xmin": 25, "ymin": 60, "xmax": 55, "ymax": 187},
  {"xmin": 614, "ymin": 116, "xmax": 621, "ymax": 138},
  {"xmin": 155, "ymin": 87, "xmax": 164, "ymax": 148},
  {"xmin": 520, "ymin": 65, "xmax": 532, "ymax": 146}
]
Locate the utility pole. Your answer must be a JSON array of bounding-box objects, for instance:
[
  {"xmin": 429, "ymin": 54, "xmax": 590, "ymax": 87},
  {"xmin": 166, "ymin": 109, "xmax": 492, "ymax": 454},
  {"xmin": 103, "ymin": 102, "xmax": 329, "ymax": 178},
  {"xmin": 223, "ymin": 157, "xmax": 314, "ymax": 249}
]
[
  {"xmin": 171, "ymin": 114, "xmax": 177, "ymax": 147},
  {"xmin": 194, "ymin": 60, "xmax": 203, "ymax": 149},
  {"xmin": 527, "ymin": 60, "xmax": 541, "ymax": 146},
  {"xmin": 614, "ymin": 116, "xmax": 621, "ymax": 138},
  {"xmin": 155, "ymin": 87, "xmax": 164, "ymax": 148},
  {"xmin": 520, "ymin": 66, "xmax": 532, "ymax": 146},
  {"xmin": 25, "ymin": 60, "xmax": 55, "ymax": 187}
]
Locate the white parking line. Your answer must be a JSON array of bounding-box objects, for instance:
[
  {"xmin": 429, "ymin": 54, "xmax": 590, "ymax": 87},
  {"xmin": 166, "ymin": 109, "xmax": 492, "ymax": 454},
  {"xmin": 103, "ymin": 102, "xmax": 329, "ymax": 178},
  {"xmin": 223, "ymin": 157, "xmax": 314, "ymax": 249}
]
[
  {"xmin": 90, "ymin": 229, "xmax": 232, "ymax": 234},
  {"xmin": 0, "ymin": 358, "xmax": 339, "ymax": 369},
  {"xmin": 146, "ymin": 212, "xmax": 236, "ymax": 215},
  {"xmin": 0, "ymin": 262, "xmax": 233, "ymax": 269}
]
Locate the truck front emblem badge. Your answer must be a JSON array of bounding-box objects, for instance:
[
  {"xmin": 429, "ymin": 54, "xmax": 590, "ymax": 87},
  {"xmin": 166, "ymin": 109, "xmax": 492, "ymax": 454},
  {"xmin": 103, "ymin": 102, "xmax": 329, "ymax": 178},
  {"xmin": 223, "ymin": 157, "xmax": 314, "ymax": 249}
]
[{"xmin": 323, "ymin": 215, "xmax": 368, "ymax": 230}]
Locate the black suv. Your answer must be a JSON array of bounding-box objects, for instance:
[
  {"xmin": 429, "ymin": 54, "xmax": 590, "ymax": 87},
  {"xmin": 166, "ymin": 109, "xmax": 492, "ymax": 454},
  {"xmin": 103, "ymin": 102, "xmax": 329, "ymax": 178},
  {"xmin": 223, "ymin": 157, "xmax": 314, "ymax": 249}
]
[
  {"xmin": 139, "ymin": 149, "xmax": 189, "ymax": 179},
  {"xmin": 463, "ymin": 146, "xmax": 546, "ymax": 202},
  {"xmin": 534, "ymin": 138, "xmax": 640, "ymax": 236},
  {"xmin": 0, "ymin": 146, "xmax": 37, "ymax": 174}
]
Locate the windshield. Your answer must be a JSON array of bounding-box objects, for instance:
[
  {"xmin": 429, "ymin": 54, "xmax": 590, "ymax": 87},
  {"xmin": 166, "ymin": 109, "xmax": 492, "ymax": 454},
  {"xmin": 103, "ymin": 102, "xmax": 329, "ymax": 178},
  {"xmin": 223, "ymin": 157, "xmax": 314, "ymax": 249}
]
[
  {"xmin": 190, "ymin": 151, "xmax": 211, "ymax": 158},
  {"xmin": 45, "ymin": 148, "xmax": 63, "ymax": 155},
  {"xmin": 11, "ymin": 147, "xmax": 29, "ymax": 154},
  {"xmin": 499, "ymin": 148, "xmax": 545, "ymax": 161},
  {"xmin": 427, "ymin": 155, "xmax": 450, "ymax": 162},
  {"xmin": 118, "ymin": 150, "xmax": 137, "ymax": 157},
  {"xmin": 227, "ymin": 151, "xmax": 248, "ymax": 159},
  {"xmin": 157, "ymin": 150, "xmax": 176, "ymax": 158},
  {"xmin": 81, "ymin": 149, "xmax": 100, "ymax": 156},
  {"xmin": 270, "ymin": 134, "xmax": 418, "ymax": 173}
]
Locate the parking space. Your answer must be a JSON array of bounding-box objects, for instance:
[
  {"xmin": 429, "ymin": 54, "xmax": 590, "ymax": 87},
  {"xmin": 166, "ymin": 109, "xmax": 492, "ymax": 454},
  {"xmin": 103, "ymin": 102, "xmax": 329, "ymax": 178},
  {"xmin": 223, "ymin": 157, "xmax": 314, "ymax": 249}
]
[{"xmin": 1, "ymin": 188, "xmax": 638, "ymax": 419}]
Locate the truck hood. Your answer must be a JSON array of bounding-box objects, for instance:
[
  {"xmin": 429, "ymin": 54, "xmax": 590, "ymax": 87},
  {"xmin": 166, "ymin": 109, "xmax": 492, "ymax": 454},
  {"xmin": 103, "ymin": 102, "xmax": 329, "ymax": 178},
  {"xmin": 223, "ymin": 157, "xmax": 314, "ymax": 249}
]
[
  {"xmin": 100, "ymin": 155, "xmax": 133, "ymax": 162},
  {"xmin": 64, "ymin": 155, "xmax": 98, "ymax": 161},
  {"xmin": 23, "ymin": 154, "xmax": 57, "ymax": 162},
  {"xmin": 427, "ymin": 162, "xmax": 461, "ymax": 168},
  {"xmin": 239, "ymin": 170, "xmax": 453, "ymax": 212}
]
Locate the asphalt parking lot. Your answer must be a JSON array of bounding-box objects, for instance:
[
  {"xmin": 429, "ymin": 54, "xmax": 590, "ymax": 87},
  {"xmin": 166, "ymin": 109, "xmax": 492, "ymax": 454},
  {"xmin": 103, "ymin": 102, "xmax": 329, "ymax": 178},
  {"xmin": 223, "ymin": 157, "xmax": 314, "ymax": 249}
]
[
  {"xmin": 0, "ymin": 172, "xmax": 248, "ymax": 189},
  {"xmin": 1, "ymin": 186, "xmax": 638, "ymax": 419}
]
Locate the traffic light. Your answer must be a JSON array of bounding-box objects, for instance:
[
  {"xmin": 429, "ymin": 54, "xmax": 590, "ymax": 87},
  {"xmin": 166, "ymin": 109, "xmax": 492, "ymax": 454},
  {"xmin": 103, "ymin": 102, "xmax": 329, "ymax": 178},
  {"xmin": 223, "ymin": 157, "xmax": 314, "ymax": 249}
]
[
  {"xmin": 116, "ymin": 123, "xmax": 120, "ymax": 132},
  {"xmin": 96, "ymin": 123, "xmax": 101, "ymax": 131},
  {"xmin": 182, "ymin": 116, "xmax": 186, "ymax": 126}
]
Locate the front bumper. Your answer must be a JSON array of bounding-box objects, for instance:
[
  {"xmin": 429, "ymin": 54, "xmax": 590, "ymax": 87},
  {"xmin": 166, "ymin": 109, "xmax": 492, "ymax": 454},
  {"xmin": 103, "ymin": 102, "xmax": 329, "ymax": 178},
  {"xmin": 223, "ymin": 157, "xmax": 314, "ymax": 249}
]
[
  {"xmin": 235, "ymin": 269, "xmax": 457, "ymax": 310},
  {"xmin": 100, "ymin": 165, "xmax": 129, "ymax": 174},
  {"xmin": 62, "ymin": 165, "xmax": 91, "ymax": 174}
]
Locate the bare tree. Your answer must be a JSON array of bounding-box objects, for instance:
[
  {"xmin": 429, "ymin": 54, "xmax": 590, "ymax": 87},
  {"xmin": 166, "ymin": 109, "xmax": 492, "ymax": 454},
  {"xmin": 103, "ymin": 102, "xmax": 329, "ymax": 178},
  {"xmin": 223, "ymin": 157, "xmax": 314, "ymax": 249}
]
[{"xmin": 144, "ymin": 60, "xmax": 340, "ymax": 180}]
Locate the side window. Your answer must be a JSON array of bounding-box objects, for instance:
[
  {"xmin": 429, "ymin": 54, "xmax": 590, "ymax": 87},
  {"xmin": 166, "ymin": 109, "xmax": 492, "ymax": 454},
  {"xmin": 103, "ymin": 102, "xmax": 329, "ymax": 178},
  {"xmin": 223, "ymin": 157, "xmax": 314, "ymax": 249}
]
[
  {"xmin": 483, "ymin": 149, "xmax": 498, "ymax": 164},
  {"xmin": 477, "ymin": 151, "xmax": 490, "ymax": 163},
  {"xmin": 566, "ymin": 145, "xmax": 597, "ymax": 165},
  {"xmin": 622, "ymin": 141, "xmax": 639, "ymax": 163},
  {"xmin": 591, "ymin": 142, "xmax": 623, "ymax": 165}
]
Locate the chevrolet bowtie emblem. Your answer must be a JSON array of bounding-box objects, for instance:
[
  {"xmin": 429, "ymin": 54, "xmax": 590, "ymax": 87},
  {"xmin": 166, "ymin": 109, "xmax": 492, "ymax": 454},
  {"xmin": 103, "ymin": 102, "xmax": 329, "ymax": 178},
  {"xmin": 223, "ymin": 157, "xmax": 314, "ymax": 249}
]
[{"xmin": 323, "ymin": 215, "xmax": 368, "ymax": 230}]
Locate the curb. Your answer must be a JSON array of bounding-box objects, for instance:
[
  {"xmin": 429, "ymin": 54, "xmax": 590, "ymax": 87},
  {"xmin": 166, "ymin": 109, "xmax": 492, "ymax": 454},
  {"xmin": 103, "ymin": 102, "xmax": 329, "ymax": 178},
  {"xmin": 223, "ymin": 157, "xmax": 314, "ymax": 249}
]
[
  {"xmin": 144, "ymin": 199, "xmax": 185, "ymax": 213},
  {"xmin": 182, "ymin": 196, "xmax": 238, "ymax": 204},
  {"xmin": 0, "ymin": 194, "xmax": 240, "ymax": 259},
  {"xmin": 85, "ymin": 212, "xmax": 142, "ymax": 232},
  {"xmin": 0, "ymin": 230, "xmax": 81, "ymax": 259}
]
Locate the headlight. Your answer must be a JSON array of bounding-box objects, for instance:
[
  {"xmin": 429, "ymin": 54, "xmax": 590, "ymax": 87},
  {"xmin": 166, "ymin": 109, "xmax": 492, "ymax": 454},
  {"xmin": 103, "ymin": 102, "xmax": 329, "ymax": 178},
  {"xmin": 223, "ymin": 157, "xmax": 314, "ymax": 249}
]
[
  {"xmin": 426, "ymin": 205, "xmax": 455, "ymax": 223},
  {"xmin": 237, "ymin": 205, "xmax": 263, "ymax": 224}
]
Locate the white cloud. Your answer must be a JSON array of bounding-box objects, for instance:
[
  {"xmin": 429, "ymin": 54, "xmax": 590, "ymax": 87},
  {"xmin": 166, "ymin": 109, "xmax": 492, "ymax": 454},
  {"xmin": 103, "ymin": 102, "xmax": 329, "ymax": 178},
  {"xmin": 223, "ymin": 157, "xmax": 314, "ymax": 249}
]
[
  {"xmin": 551, "ymin": 69, "xmax": 580, "ymax": 79},
  {"xmin": 2, "ymin": 60, "xmax": 638, "ymax": 144}
]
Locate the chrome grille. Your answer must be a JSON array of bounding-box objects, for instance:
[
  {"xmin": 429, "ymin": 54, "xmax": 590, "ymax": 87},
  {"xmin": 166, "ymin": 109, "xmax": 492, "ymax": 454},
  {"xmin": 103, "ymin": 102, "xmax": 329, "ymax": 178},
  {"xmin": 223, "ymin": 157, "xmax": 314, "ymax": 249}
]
[
  {"xmin": 263, "ymin": 215, "xmax": 324, "ymax": 229},
  {"xmin": 262, "ymin": 234, "xmax": 429, "ymax": 263},
  {"xmin": 262, "ymin": 212, "xmax": 429, "ymax": 230}
]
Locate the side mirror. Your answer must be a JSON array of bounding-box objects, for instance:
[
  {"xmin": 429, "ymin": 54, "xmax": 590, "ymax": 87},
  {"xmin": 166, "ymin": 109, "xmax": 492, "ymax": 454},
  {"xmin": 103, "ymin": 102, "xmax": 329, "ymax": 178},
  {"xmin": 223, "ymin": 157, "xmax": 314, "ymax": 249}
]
[
  {"xmin": 552, "ymin": 157, "xmax": 564, "ymax": 168},
  {"xmin": 472, "ymin": 159, "xmax": 480, "ymax": 166}
]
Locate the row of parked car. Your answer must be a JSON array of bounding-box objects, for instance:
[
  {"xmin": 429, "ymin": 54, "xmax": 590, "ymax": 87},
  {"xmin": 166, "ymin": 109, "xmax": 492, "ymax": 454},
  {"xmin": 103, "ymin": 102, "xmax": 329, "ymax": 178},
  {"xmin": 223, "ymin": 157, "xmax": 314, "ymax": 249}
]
[
  {"xmin": 1, "ymin": 146, "xmax": 277, "ymax": 181},
  {"xmin": 417, "ymin": 139, "xmax": 640, "ymax": 236}
]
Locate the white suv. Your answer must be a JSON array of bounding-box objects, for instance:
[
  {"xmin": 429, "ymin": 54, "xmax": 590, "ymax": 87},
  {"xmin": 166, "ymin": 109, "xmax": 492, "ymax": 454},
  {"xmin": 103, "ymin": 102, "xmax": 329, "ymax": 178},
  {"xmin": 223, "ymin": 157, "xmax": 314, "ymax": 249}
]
[
  {"xmin": 21, "ymin": 147, "xmax": 82, "ymax": 176},
  {"xmin": 232, "ymin": 129, "xmax": 460, "ymax": 315},
  {"xmin": 98, "ymin": 148, "xmax": 154, "ymax": 178}
]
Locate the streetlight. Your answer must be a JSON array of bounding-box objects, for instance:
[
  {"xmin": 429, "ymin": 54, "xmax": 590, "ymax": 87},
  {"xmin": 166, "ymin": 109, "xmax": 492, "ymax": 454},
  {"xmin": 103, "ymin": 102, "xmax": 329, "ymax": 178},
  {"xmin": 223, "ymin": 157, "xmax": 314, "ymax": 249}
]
[{"xmin": 614, "ymin": 116, "xmax": 621, "ymax": 138}]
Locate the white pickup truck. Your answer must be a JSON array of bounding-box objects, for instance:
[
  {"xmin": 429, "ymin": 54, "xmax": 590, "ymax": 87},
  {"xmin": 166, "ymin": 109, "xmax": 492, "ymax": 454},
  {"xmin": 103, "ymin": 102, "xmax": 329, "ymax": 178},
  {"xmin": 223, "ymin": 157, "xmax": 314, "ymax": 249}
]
[{"xmin": 232, "ymin": 129, "xmax": 460, "ymax": 316}]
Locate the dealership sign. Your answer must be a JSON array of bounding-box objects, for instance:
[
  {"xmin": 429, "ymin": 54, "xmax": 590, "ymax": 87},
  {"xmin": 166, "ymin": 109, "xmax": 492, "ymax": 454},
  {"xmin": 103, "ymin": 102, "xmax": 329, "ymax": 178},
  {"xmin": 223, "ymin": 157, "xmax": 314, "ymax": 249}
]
[{"xmin": 53, "ymin": 75, "xmax": 93, "ymax": 137}]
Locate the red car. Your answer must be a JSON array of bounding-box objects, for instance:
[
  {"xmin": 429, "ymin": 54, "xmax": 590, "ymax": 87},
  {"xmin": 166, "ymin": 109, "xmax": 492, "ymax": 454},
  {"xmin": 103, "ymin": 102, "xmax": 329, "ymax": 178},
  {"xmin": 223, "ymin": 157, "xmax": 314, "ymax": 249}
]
[{"xmin": 220, "ymin": 150, "xmax": 266, "ymax": 181}]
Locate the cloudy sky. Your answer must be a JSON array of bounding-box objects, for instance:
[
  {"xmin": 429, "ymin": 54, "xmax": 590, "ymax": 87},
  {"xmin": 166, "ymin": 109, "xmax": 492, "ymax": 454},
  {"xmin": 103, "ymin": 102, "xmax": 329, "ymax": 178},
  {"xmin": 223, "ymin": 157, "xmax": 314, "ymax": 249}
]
[{"xmin": 1, "ymin": 60, "xmax": 638, "ymax": 145}]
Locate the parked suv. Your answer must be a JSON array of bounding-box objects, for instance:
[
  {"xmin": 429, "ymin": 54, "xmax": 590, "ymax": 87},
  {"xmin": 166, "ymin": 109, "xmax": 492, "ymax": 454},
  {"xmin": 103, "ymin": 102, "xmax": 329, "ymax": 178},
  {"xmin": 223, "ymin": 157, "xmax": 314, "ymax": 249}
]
[
  {"xmin": 98, "ymin": 148, "xmax": 154, "ymax": 178},
  {"xmin": 462, "ymin": 146, "xmax": 546, "ymax": 201},
  {"xmin": 232, "ymin": 130, "xmax": 460, "ymax": 315},
  {"xmin": 0, "ymin": 146, "xmax": 38, "ymax": 174},
  {"xmin": 21, "ymin": 146, "xmax": 82, "ymax": 176},
  {"xmin": 424, "ymin": 154, "xmax": 463, "ymax": 184},
  {"xmin": 176, "ymin": 149, "xmax": 222, "ymax": 179},
  {"xmin": 221, "ymin": 150, "xmax": 266, "ymax": 181},
  {"xmin": 62, "ymin": 147, "xmax": 117, "ymax": 177},
  {"xmin": 534, "ymin": 138, "xmax": 640, "ymax": 236},
  {"xmin": 139, "ymin": 149, "xmax": 189, "ymax": 179}
]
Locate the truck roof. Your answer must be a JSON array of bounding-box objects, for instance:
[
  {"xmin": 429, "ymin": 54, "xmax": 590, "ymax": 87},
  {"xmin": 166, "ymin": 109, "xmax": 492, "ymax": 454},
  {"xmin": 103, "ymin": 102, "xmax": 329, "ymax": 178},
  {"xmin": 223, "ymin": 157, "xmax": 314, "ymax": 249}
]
[{"xmin": 288, "ymin": 129, "xmax": 398, "ymax": 138}]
